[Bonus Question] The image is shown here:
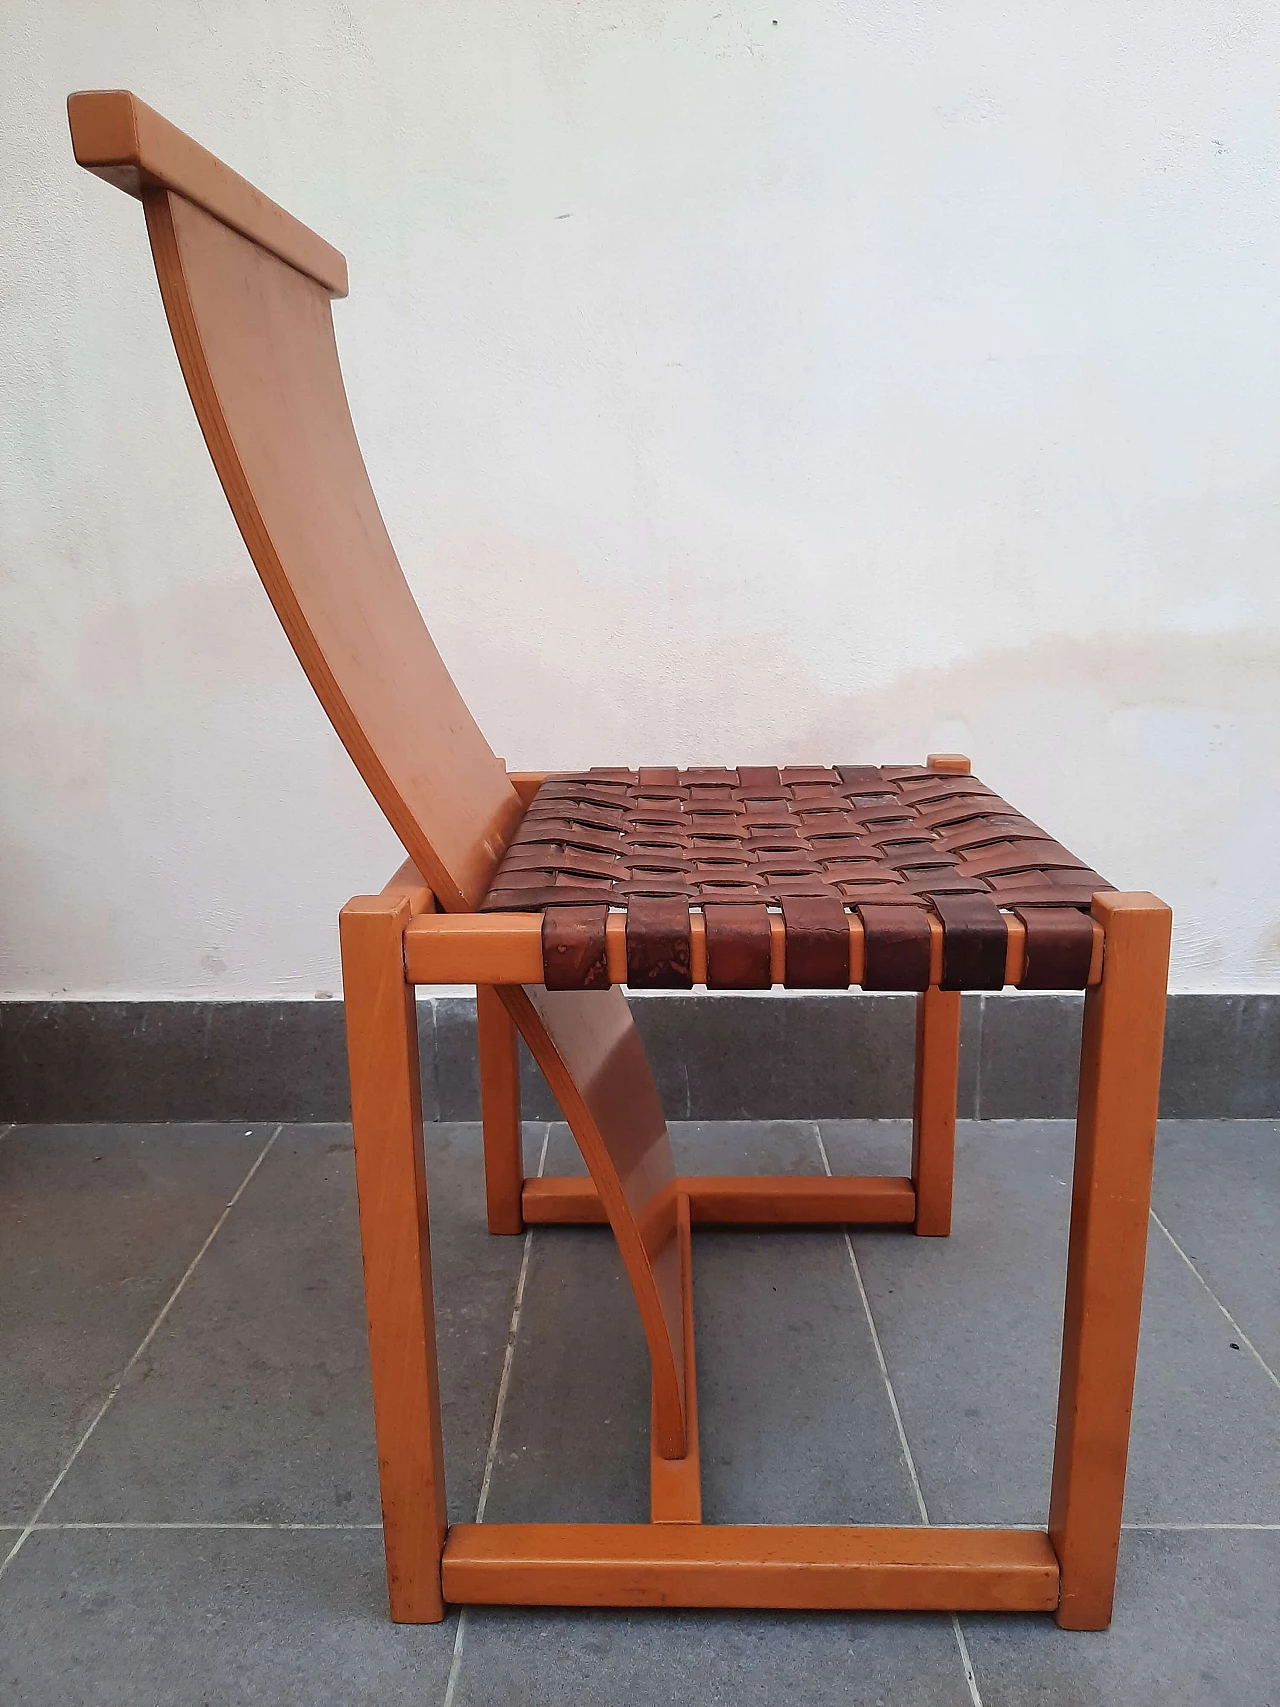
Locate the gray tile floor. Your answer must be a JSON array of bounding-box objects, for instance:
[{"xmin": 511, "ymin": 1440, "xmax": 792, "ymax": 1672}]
[{"xmin": 0, "ymin": 1116, "xmax": 1276, "ymax": 1705}]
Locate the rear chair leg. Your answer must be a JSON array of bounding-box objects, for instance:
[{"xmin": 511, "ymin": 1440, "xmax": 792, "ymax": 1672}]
[
  {"xmin": 339, "ymin": 895, "xmax": 448, "ymax": 1623},
  {"xmin": 912, "ymin": 987, "xmax": 961, "ymax": 1235},
  {"xmin": 478, "ymin": 983, "xmax": 524, "ymax": 1234},
  {"xmin": 1049, "ymin": 892, "xmax": 1171, "ymax": 1629}
]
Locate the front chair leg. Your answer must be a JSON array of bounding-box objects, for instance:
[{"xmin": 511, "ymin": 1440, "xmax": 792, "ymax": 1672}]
[
  {"xmin": 340, "ymin": 894, "xmax": 448, "ymax": 1623},
  {"xmin": 911, "ymin": 987, "xmax": 961, "ymax": 1235},
  {"xmin": 1049, "ymin": 891, "xmax": 1172, "ymax": 1629},
  {"xmin": 478, "ymin": 983, "xmax": 525, "ymax": 1234}
]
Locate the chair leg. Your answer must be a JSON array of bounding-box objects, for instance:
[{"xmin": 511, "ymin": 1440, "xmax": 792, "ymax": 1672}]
[
  {"xmin": 1049, "ymin": 892, "xmax": 1171, "ymax": 1629},
  {"xmin": 478, "ymin": 983, "xmax": 524, "ymax": 1234},
  {"xmin": 339, "ymin": 895, "xmax": 448, "ymax": 1623},
  {"xmin": 911, "ymin": 987, "xmax": 961, "ymax": 1235}
]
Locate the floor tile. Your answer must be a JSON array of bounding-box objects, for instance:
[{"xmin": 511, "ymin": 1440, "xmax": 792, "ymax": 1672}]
[
  {"xmin": 0, "ymin": 1124, "xmax": 272, "ymax": 1523},
  {"xmin": 962, "ymin": 1528, "xmax": 1280, "ymax": 1707},
  {"xmin": 0, "ymin": 1527, "xmax": 454, "ymax": 1706},
  {"xmin": 821, "ymin": 1120, "xmax": 1280, "ymax": 1525},
  {"xmin": 49, "ymin": 1124, "xmax": 527, "ymax": 1526},
  {"xmin": 456, "ymin": 1604, "xmax": 974, "ymax": 1707},
  {"xmin": 1150, "ymin": 1120, "xmax": 1280, "ymax": 1376}
]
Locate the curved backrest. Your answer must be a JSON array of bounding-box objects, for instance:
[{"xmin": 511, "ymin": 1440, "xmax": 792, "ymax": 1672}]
[{"xmin": 69, "ymin": 91, "xmax": 521, "ymax": 911}]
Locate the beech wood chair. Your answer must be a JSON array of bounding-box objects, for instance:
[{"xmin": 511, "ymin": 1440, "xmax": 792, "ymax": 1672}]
[{"xmin": 70, "ymin": 91, "xmax": 1172, "ymax": 1632}]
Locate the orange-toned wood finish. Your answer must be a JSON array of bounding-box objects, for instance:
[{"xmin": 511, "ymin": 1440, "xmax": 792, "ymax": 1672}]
[
  {"xmin": 522, "ymin": 1173, "xmax": 915, "ymax": 1226},
  {"xmin": 1049, "ymin": 891, "xmax": 1172, "ymax": 1629},
  {"xmin": 74, "ymin": 99, "xmax": 1172, "ymax": 1633},
  {"xmin": 477, "ymin": 985, "xmax": 524, "ymax": 1235},
  {"xmin": 507, "ymin": 772, "xmax": 549, "ymax": 806},
  {"xmin": 650, "ymin": 1194, "xmax": 701, "ymax": 1524},
  {"xmin": 912, "ymin": 988, "xmax": 962, "ymax": 1236},
  {"xmin": 68, "ymin": 90, "xmax": 348, "ymax": 295},
  {"xmin": 441, "ymin": 1524, "xmax": 1060, "ymax": 1612},
  {"xmin": 338, "ymin": 894, "xmax": 447, "ymax": 1622},
  {"xmin": 379, "ymin": 858, "xmax": 434, "ymax": 915},
  {"xmin": 926, "ymin": 752, "xmax": 972, "ymax": 775},
  {"xmin": 138, "ymin": 184, "xmax": 521, "ymax": 914}
]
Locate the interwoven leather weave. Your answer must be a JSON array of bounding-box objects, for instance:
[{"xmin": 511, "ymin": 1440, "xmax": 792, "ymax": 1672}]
[{"xmin": 481, "ymin": 766, "xmax": 1109, "ymax": 990}]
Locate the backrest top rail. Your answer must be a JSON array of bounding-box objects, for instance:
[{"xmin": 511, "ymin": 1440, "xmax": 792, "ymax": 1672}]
[{"xmin": 68, "ymin": 89, "xmax": 348, "ymax": 298}]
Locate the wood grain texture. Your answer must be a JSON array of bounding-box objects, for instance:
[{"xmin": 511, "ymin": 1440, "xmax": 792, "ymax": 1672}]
[
  {"xmin": 477, "ymin": 984, "xmax": 523, "ymax": 1234},
  {"xmin": 339, "ymin": 894, "xmax": 447, "ymax": 1622},
  {"xmin": 522, "ymin": 1174, "xmax": 916, "ymax": 1226},
  {"xmin": 141, "ymin": 188, "xmax": 522, "ymax": 912},
  {"xmin": 441, "ymin": 1524, "xmax": 1060, "ymax": 1611},
  {"xmin": 68, "ymin": 90, "xmax": 347, "ymax": 295},
  {"xmin": 1049, "ymin": 890, "xmax": 1172, "ymax": 1629},
  {"xmin": 911, "ymin": 987, "xmax": 961, "ymax": 1235}
]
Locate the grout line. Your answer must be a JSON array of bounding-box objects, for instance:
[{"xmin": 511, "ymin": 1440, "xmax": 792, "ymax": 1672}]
[
  {"xmin": 442, "ymin": 1122, "xmax": 551, "ymax": 1707},
  {"xmin": 27, "ymin": 1521, "xmax": 385, "ymax": 1531},
  {"xmin": 10, "ymin": 1518, "xmax": 1278, "ymax": 1534},
  {"xmin": 473, "ymin": 1123, "xmax": 551, "ymax": 1524},
  {"xmin": 813, "ymin": 1124, "xmax": 985, "ymax": 1707},
  {"xmin": 1149, "ymin": 1208, "xmax": 1280, "ymax": 1394},
  {"xmin": 0, "ymin": 1123, "xmax": 282, "ymax": 1584},
  {"xmin": 1122, "ymin": 1522, "xmax": 1280, "ymax": 1532}
]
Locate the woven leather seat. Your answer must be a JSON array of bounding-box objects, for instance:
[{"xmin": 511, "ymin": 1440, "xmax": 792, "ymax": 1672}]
[{"xmin": 483, "ymin": 764, "xmax": 1109, "ymax": 991}]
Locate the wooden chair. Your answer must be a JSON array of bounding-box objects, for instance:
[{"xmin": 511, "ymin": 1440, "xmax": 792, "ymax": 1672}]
[{"xmin": 69, "ymin": 91, "xmax": 1171, "ymax": 1631}]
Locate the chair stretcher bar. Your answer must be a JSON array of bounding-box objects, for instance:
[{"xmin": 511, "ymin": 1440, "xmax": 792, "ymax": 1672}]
[
  {"xmin": 441, "ymin": 1523, "xmax": 1060, "ymax": 1612},
  {"xmin": 523, "ymin": 1173, "xmax": 916, "ymax": 1226}
]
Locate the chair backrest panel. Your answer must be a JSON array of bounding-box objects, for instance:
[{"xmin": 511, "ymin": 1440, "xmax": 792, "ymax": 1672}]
[{"xmin": 143, "ymin": 187, "xmax": 521, "ymax": 910}]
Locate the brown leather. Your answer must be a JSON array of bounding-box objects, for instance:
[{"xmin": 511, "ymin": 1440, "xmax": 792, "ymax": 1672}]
[
  {"xmin": 856, "ymin": 902, "xmax": 932, "ymax": 991},
  {"xmin": 704, "ymin": 903, "xmax": 772, "ymax": 989},
  {"xmin": 1013, "ymin": 906, "xmax": 1096, "ymax": 989},
  {"xmin": 542, "ymin": 905, "xmax": 610, "ymax": 990},
  {"xmin": 781, "ymin": 896, "xmax": 850, "ymax": 988},
  {"xmin": 931, "ymin": 894, "xmax": 1007, "ymax": 991},
  {"xmin": 626, "ymin": 896, "xmax": 693, "ymax": 989},
  {"xmin": 480, "ymin": 765, "xmax": 1113, "ymax": 990}
]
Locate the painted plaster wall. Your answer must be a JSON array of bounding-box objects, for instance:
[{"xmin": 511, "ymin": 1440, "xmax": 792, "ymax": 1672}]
[{"xmin": 2, "ymin": 3, "xmax": 1278, "ymax": 997}]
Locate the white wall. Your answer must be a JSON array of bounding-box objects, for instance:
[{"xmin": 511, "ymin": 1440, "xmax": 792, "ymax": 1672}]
[{"xmin": 2, "ymin": 2, "xmax": 1278, "ymax": 998}]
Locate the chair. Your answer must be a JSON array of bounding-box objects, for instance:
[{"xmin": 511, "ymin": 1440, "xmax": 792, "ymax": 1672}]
[{"xmin": 69, "ymin": 91, "xmax": 1171, "ymax": 1631}]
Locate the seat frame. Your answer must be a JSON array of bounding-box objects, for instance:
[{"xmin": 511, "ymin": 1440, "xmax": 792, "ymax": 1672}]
[{"xmin": 69, "ymin": 91, "xmax": 1173, "ymax": 1635}]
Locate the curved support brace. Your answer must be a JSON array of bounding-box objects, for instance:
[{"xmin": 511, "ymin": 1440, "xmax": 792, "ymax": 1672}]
[{"xmin": 499, "ymin": 984, "xmax": 688, "ymax": 1460}]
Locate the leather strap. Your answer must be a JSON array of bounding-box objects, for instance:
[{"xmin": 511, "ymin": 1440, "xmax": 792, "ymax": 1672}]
[
  {"xmin": 931, "ymin": 893, "xmax": 1007, "ymax": 991},
  {"xmin": 1013, "ymin": 905, "xmax": 1095, "ymax": 989},
  {"xmin": 625, "ymin": 896, "xmax": 692, "ymax": 989},
  {"xmin": 542, "ymin": 904, "xmax": 610, "ymax": 990},
  {"xmin": 704, "ymin": 902, "xmax": 773, "ymax": 989},
  {"xmin": 781, "ymin": 896, "xmax": 850, "ymax": 988},
  {"xmin": 856, "ymin": 902, "xmax": 931, "ymax": 991}
]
